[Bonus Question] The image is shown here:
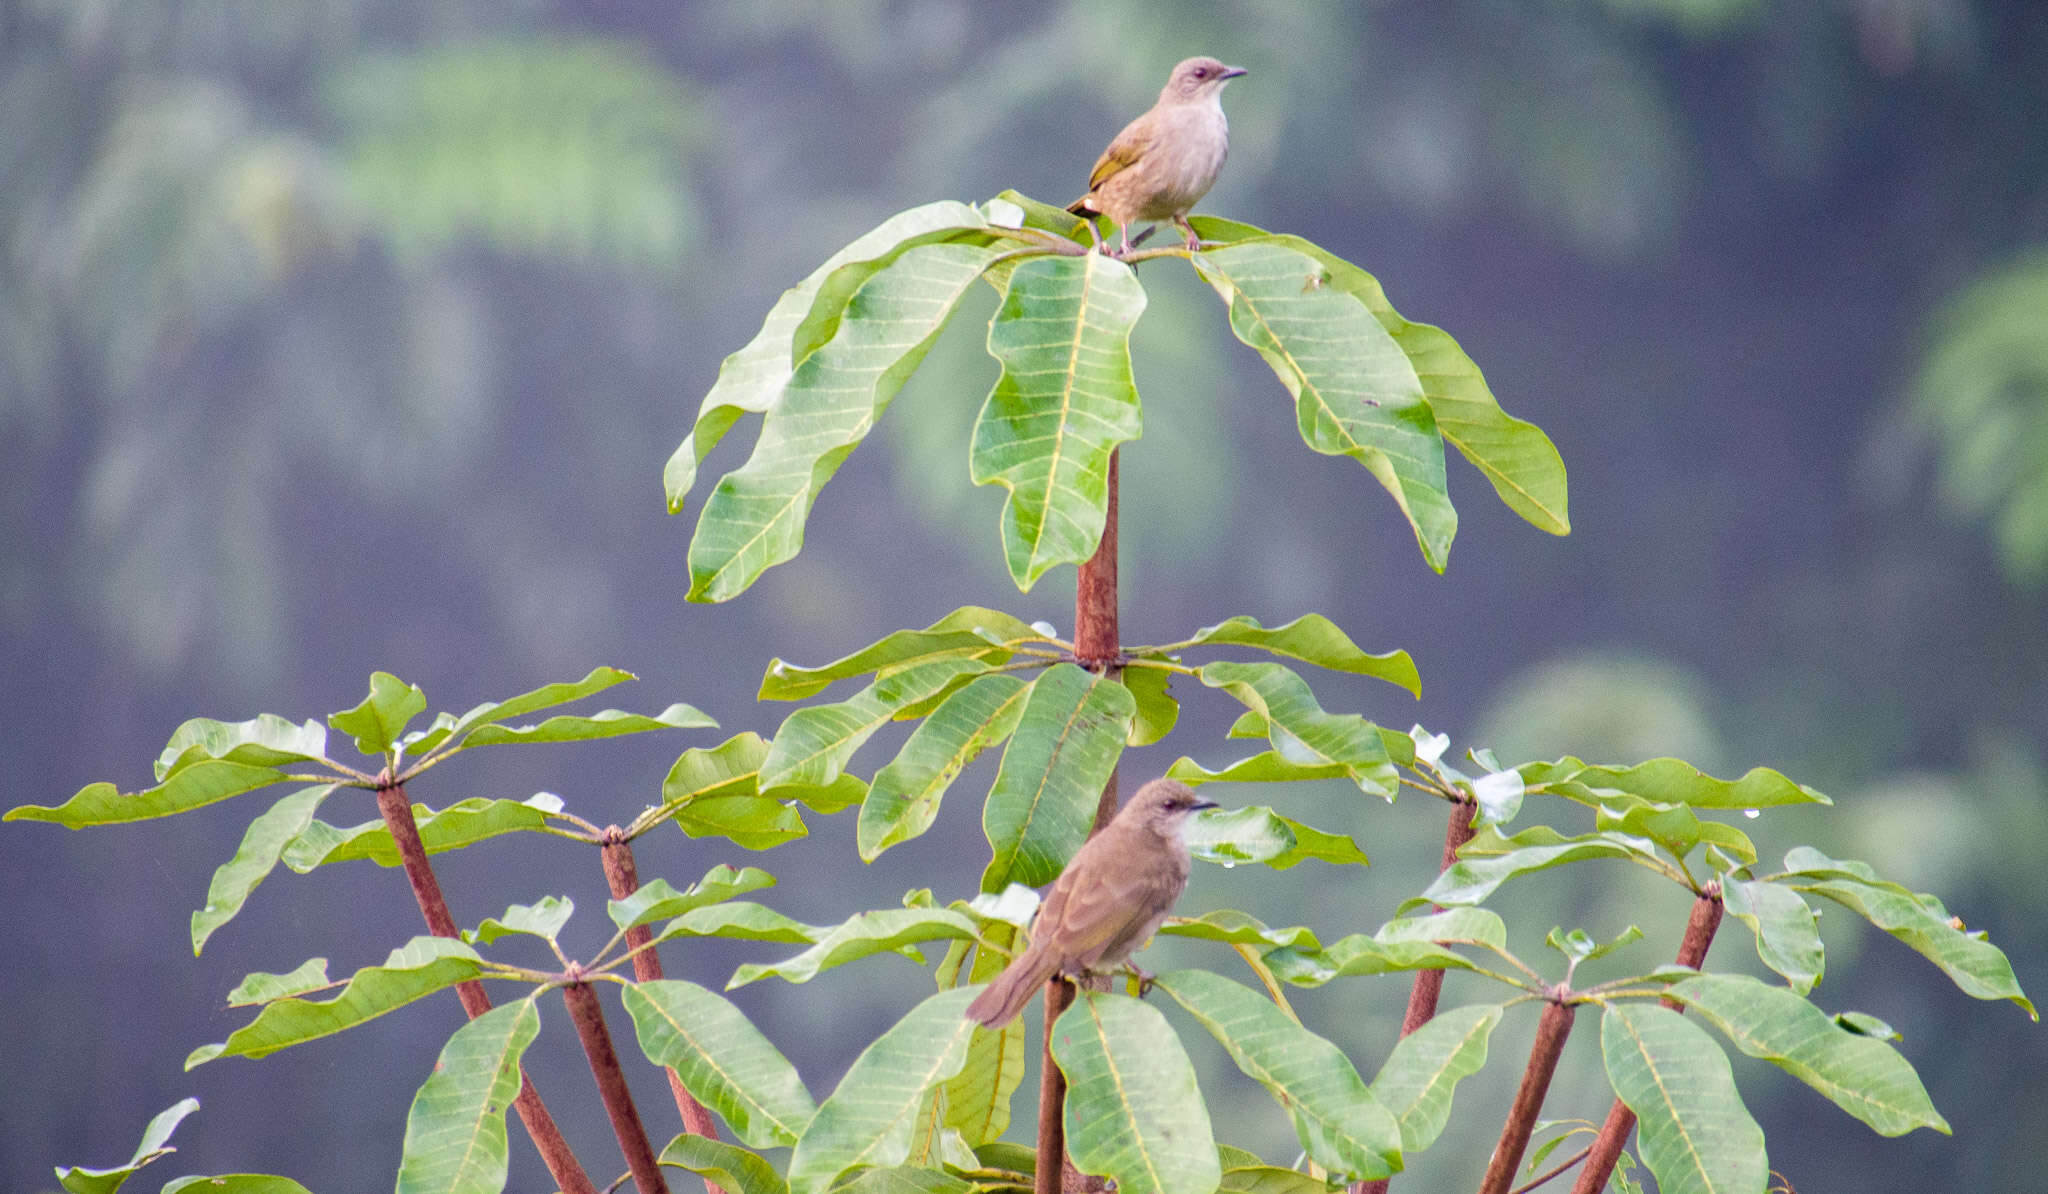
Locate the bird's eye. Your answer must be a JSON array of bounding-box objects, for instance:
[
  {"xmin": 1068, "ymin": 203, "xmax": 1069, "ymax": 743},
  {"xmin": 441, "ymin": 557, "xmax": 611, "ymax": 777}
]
[{"xmin": 1192, "ymin": 67, "xmax": 1208, "ymax": 78}]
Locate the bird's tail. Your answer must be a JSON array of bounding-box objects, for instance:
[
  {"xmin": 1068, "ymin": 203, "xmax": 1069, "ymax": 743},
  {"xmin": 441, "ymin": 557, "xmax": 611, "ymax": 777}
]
[{"xmin": 964, "ymin": 947, "xmax": 1061, "ymax": 1028}]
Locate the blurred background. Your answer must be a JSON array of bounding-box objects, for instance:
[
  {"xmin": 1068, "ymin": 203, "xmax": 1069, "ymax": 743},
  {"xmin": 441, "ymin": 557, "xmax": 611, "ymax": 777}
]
[{"xmin": 4, "ymin": 0, "xmax": 2045, "ymax": 1190}]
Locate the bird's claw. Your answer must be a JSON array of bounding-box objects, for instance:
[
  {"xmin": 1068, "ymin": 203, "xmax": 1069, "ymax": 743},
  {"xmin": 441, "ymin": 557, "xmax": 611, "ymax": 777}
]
[{"xmin": 1124, "ymin": 965, "xmax": 1157, "ymax": 997}]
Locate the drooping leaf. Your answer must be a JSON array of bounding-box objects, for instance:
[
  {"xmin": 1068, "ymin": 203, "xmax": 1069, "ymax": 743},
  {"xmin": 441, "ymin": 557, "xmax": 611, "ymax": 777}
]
[
  {"xmin": 831, "ymin": 1166, "xmax": 976, "ymax": 1193},
  {"xmin": 646, "ymin": 900, "xmax": 821, "ymax": 947},
  {"xmin": 8, "ymin": 760, "xmax": 290, "ymax": 828},
  {"xmin": 466, "ymin": 896, "xmax": 574, "ymax": 946},
  {"xmin": 1216, "ymin": 1166, "xmax": 1331, "ymax": 1194},
  {"xmin": 1050, "ymin": 991, "xmax": 1220, "ymax": 1194},
  {"xmin": 1601, "ymin": 1002, "xmax": 1767, "ymax": 1194},
  {"xmin": 1720, "ymin": 878, "xmax": 1824, "ymax": 995},
  {"xmin": 763, "ymin": 657, "xmax": 993, "ymax": 791},
  {"xmin": 980, "ymin": 664, "xmax": 1134, "ymax": 892},
  {"xmin": 1368, "ymin": 1003, "xmax": 1504, "ymax": 1152},
  {"xmin": 623, "ymin": 979, "xmax": 819, "ymax": 1148},
  {"xmin": 450, "ymin": 702, "xmax": 715, "ymax": 748},
  {"xmin": 1121, "ymin": 664, "xmax": 1180, "ymax": 745},
  {"xmin": 394, "ymin": 1000, "xmax": 540, "ymax": 1194},
  {"xmin": 1667, "ymin": 974, "xmax": 1949, "ymax": 1136},
  {"xmin": 1260, "ymin": 936, "xmax": 1473, "ymax": 988},
  {"xmin": 668, "ymin": 201, "xmax": 990, "ymax": 509},
  {"xmin": 187, "ymin": 938, "xmax": 485, "ymax": 1066},
  {"xmin": 969, "ymin": 252, "xmax": 1146, "ymax": 588},
  {"xmin": 608, "ymin": 864, "xmax": 779, "ymax": 932},
  {"xmin": 1166, "ymin": 751, "xmax": 1352, "ymax": 787},
  {"xmin": 1157, "ymin": 971, "xmax": 1401, "ymax": 1181},
  {"xmin": 1196, "ymin": 661, "xmax": 1396, "ymax": 796},
  {"xmin": 155, "ymin": 715, "xmax": 328, "ymax": 781},
  {"xmin": 761, "ymin": 607, "xmax": 1050, "ymax": 701},
  {"xmin": 1375, "ymin": 907, "xmax": 1510, "ymax": 950},
  {"xmin": 281, "ymin": 794, "xmax": 562, "ymax": 871},
  {"xmin": 1419, "ymin": 826, "xmax": 1663, "ymax": 907},
  {"xmin": 730, "ymin": 907, "xmax": 981, "ymax": 988},
  {"xmin": 161, "ymin": 1177, "xmax": 317, "ymax": 1194},
  {"xmin": 934, "ymin": 924, "xmax": 1028, "ymax": 1146},
  {"xmin": 658, "ymin": 1133, "xmax": 790, "ymax": 1194},
  {"xmin": 328, "ymin": 671, "xmax": 427, "ymax": 756},
  {"xmin": 1183, "ymin": 805, "xmax": 1370, "ymax": 870},
  {"xmin": 1175, "ymin": 613, "xmax": 1420, "ymax": 697},
  {"xmin": 860, "ymin": 673, "xmax": 1030, "ymax": 861},
  {"xmin": 1157, "ymin": 909, "xmax": 1322, "ymax": 951},
  {"xmin": 227, "ymin": 958, "xmax": 331, "ymax": 1005},
  {"xmin": 398, "ymin": 666, "xmax": 639, "ymax": 756},
  {"xmin": 1192, "ymin": 241, "xmax": 1455, "ymax": 571},
  {"xmin": 192, "ymin": 785, "xmax": 338, "ymax": 954},
  {"xmin": 54, "ymin": 1097, "xmax": 200, "ymax": 1194},
  {"xmin": 684, "ymin": 240, "xmax": 1007, "ymax": 601},
  {"xmin": 787, "ymin": 988, "xmax": 981, "ymax": 1194},
  {"xmin": 1522, "ymin": 757, "xmax": 1831, "ymax": 810}
]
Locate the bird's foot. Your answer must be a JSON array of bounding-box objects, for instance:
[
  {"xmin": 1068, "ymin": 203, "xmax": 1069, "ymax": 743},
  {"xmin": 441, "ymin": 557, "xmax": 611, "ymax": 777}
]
[{"xmin": 1123, "ymin": 965, "xmax": 1157, "ymax": 997}]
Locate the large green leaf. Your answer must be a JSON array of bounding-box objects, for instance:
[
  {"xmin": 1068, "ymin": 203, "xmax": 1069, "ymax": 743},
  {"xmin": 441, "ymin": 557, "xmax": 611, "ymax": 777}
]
[
  {"xmin": 161, "ymin": 1178, "xmax": 316, "ymax": 1194},
  {"xmin": 730, "ymin": 907, "xmax": 981, "ymax": 988},
  {"xmin": 1050, "ymin": 991, "xmax": 1220, "ymax": 1194},
  {"xmin": 1419, "ymin": 826, "xmax": 1663, "ymax": 906},
  {"xmin": 395, "ymin": 1000, "xmax": 540, "ymax": 1194},
  {"xmin": 1195, "ymin": 661, "xmax": 1396, "ymax": 796},
  {"xmin": 659, "ymin": 1133, "xmax": 790, "ymax": 1194},
  {"xmin": 1166, "ymin": 751, "xmax": 1352, "ymax": 788},
  {"xmin": 1721, "ymin": 877, "xmax": 1824, "ymax": 995},
  {"xmin": 646, "ymin": 900, "xmax": 821, "ymax": 947},
  {"xmin": 968, "ymin": 252, "xmax": 1145, "ymax": 588},
  {"xmin": 398, "ymin": 666, "xmax": 638, "ymax": 756},
  {"xmin": 186, "ymin": 937, "xmax": 484, "ymax": 1066},
  {"xmin": 608, "ymin": 864, "xmax": 779, "ymax": 932},
  {"xmin": 328, "ymin": 671, "xmax": 427, "ymax": 756},
  {"xmin": 684, "ymin": 240, "xmax": 1006, "ymax": 601},
  {"xmin": 763, "ymin": 657, "xmax": 993, "ymax": 791},
  {"xmin": 787, "ymin": 988, "xmax": 981, "ymax": 1194},
  {"xmin": 1522, "ymin": 757, "xmax": 1831, "ymax": 809},
  {"xmin": 8, "ymin": 759, "xmax": 290, "ymax": 827},
  {"xmin": 1667, "ymin": 974, "xmax": 1948, "ymax": 1136},
  {"xmin": 54, "ymin": 1097, "xmax": 199, "ymax": 1194},
  {"xmin": 155, "ymin": 714, "xmax": 328, "ymax": 780},
  {"xmin": 1157, "ymin": 971, "xmax": 1401, "ymax": 1181},
  {"xmin": 760, "ymin": 607, "xmax": 1050, "ymax": 701},
  {"xmin": 192, "ymin": 784, "xmax": 338, "ymax": 954},
  {"xmin": 1367, "ymin": 1004, "xmax": 1503, "ymax": 1153},
  {"xmin": 668, "ymin": 201, "xmax": 990, "ymax": 507},
  {"xmin": 281, "ymin": 793, "xmax": 562, "ymax": 871},
  {"xmin": 1601, "ymin": 1002, "xmax": 1766, "ymax": 1194},
  {"xmin": 1192, "ymin": 218, "xmax": 1569, "ymax": 537},
  {"xmin": 980, "ymin": 664, "xmax": 1135, "ymax": 892},
  {"xmin": 935, "ymin": 925, "xmax": 1028, "ymax": 1146},
  {"xmin": 861, "ymin": 673, "xmax": 1030, "ymax": 860},
  {"xmin": 1175, "ymin": 613, "xmax": 1420, "ymax": 697},
  {"xmin": 660, "ymin": 731, "xmax": 863, "ymax": 849},
  {"xmin": 450, "ymin": 702, "xmax": 715, "ymax": 748},
  {"xmin": 623, "ymin": 979, "xmax": 819, "ymax": 1148},
  {"xmin": 1182, "ymin": 805, "xmax": 1369, "ymax": 869},
  {"xmin": 1156, "ymin": 909, "xmax": 1322, "ymax": 951},
  {"xmin": 1192, "ymin": 241, "xmax": 1455, "ymax": 571}
]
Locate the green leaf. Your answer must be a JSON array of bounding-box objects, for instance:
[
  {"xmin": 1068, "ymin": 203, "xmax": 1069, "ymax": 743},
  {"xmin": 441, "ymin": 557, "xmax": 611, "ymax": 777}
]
[
  {"xmin": 831, "ymin": 1167, "xmax": 975, "ymax": 1193},
  {"xmin": 658, "ymin": 1133, "xmax": 790, "ymax": 1194},
  {"xmin": 685, "ymin": 240, "xmax": 1005, "ymax": 602},
  {"xmin": 623, "ymin": 979, "xmax": 819, "ymax": 1148},
  {"xmin": 1261, "ymin": 936, "xmax": 1473, "ymax": 988},
  {"xmin": 467, "ymin": 896, "xmax": 573, "ymax": 946},
  {"xmin": 395, "ymin": 999, "xmax": 540, "ymax": 1194},
  {"xmin": 730, "ymin": 907, "xmax": 980, "ymax": 988},
  {"xmin": 187, "ymin": 937, "xmax": 484, "ymax": 1066},
  {"xmin": 281, "ymin": 794, "xmax": 562, "ymax": 871},
  {"xmin": 980, "ymin": 664, "xmax": 1134, "ymax": 892},
  {"xmin": 1156, "ymin": 971, "xmax": 1401, "ymax": 1181},
  {"xmin": 1121, "ymin": 664, "xmax": 1179, "ymax": 746},
  {"xmin": 451, "ymin": 702, "xmax": 715, "ymax": 748},
  {"xmin": 764, "ymin": 657, "xmax": 993, "ymax": 791},
  {"xmin": 1522, "ymin": 757, "xmax": 1831, "ymax": 809},
  {"xmin": 1368, "ymin": 1003, "xmax": 1503, "ymax": 1153},
  {"xmin": 192, "ymin": 785, "xmax": 338, "ymax": 954},
  {"xmin": 399, "ymin": 666, "xmax": 639, "ymax": 756},
  {"xmin": 1166, "ymin": 751, "xmax": 1352, "ymax": 787},
  {"xmin": 761, "ymin": 607, "xmax": 1050, "ymax": 701},
  {"xmin": 328, "ymin": 671, "xmax": 427, "ymax": 756},
  {"xmin": 156, "ymin": 714, "xmax": 328, "ymax": 781},
  {"xmin": 608, "ymin": 864, "xmax": 779, "ymax": 932},
  {"xmin": 1192, "ymin": 241, "xmax": 1455, "ymax": 571},
  {"xmin": 1601, "ymin": 1002, "xmax": 1766, "ymax": 1194},
  {"xmin": 54, "ymin": 1096, "xmax": 199, "ymax": 1194},
  {"xmin": 1050, "ymin": 991, "xmax": 1220, "ymax": 1194},
  {"xmin": 675, "ymin": 796, "xmax": 813, "ymax": 850},
  {"xmin": 647, "ymin": 901, "xmax": 821, "ymax": 947},
  {"xmin": 1177, "ymin": 613, "xmax": 1420, "ymax": 697},
  {"xmin": 1217, "ymin": 1165, "xmax": 1331, "ymax": 1194},
  {"xmin": 1782, "ymin": 852, "xmax": 2033, "ymax": 1017},
  {"xmin": 227, "ymin": 958, "xmax": 331, "ymax": 1005},
  {"xmin": 787, "ymin": 987, "xmax": 982, "ymax": 1194},
  {"xmin": 1667, "ymin": 974, "xmax": 1949, "ymax": 1136},
  {"xmin": 1157, "ymin": 909, "xmax": 1322, "ymax": 951},
  {"xmin": 969, "ymin": 252, "xmax": 1146, "ymax": 588},
  {"xmin": 668, "ymin": 201, "xmax": 990, "ymax": 509},
  {"xmin": 935, "ymin": 924, "xmax": 1028, "ymax": 1146},
  {"xmin": 861, "ymin": 673, "xmax": 1030, "ymax": 861},
  {"xmin": 162, "ymin": 1177, "xmax": 317, "ymax": 1194},
  {"xmin": 1183, "ymin": 806, "xmax": 1371, "ymax": 870},
  {"xmin": 1376, "ymin": 907, "xmax": 1510, "ymax": 950},
  {"xmin": 1195, "ymin": 661, "xmax": 1396, "ymax": 796},
  {"xmin": 8, "ymin": 760, "xmax": 290, "ymax": 827},
  {"xmin": 1420, "ymin": 826, "xmax": 1662, "ymax": 906},
  {"xmin": 1721, "ymin": 878, "xmax": 1824, "ymax": 995}
]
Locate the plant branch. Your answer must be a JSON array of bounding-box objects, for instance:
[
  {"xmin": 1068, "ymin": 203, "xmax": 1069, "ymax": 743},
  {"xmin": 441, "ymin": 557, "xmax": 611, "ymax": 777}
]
[
  {"xmin": 1510, "ymin": 1145, "xmax": 1592, "ymax": 1194},
  {"xmin": 373, "ymin": 778, "xmax": 596, "ymax": 1194},
  {"xmin": 563, "ymin": 975, "xmax": 670, "ymax": 1194},
  {"xmin": 600, "ymin": 830, "xmax": 726, "ymax": 1194},
  {"xmin": 1569, "ymin": 883, "xmax": 1724, "ymax": 1194},
  {"xmin": 1478, "ymin": 991, "xmax": 1580, "ymax": 1194}
]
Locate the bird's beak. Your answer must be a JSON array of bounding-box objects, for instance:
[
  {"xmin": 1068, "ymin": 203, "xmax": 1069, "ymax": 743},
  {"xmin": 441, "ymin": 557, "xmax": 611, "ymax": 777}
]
[
  {"xmin": 1190, "ymin": 799, "xmax": 1221, "ymax": 812},
  {"xmin": 1220, "ymin": 66, "xmax": 1248, "ymax": 80}
]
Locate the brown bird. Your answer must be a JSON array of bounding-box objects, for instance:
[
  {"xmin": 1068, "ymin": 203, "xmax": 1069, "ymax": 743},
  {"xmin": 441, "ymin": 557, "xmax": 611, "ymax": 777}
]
[
  {"xmin": 1067, "ymin": 56, "xmax": 1247, "ymax": 256},
  {"xmin": 965, "ymin": 778, "xmax": 1218, "ymax": 1028}
]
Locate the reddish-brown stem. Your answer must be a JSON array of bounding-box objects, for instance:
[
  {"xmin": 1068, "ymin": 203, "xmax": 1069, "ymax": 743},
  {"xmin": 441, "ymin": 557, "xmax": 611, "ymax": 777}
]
[
  {"xmin": 1478, "ymin": 994, "xmax": 1580, "ymax": 1194},
  {"xmin": 374, "ymin": 781, "xmax": 596, "ymax": 1194},
  {"xmin": 564, "ymin": 979, "xmax": 671, "ymax": 1194},
  {"xmin": 1569, "ymin": 884, "xmax": 1725, "ymax": 1194},
  {"xmin": 1353, "ymin": 796, "xmax": 1476, "ymax": 1194},
  {"xmin": 601, "ymin": 831, "xmax": 725, "ymax": 1194},
  {"xmin": 1036, "ymin": 449, "xmax": 1123, "ymax": 1194}
]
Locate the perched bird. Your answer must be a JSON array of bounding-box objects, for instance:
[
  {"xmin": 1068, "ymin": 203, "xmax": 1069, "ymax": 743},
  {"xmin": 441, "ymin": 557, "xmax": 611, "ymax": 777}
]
[
  {"xmin": 1067, "ymin": 56, "xmax": 1247, "ymax": 255},
  {"xmin": 964, "ymin": 778, "xmax": 1219, "ymax": 1028}
]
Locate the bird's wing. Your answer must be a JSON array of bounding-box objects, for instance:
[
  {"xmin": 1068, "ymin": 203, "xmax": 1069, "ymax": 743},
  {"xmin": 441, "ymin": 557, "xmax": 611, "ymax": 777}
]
[
  {"xmin": 1084, "ymin": 122, "xmax": 1147, "ymax": 192},
  {"xmin": 1050, "ymin": 845, "xmax": 1185, "ymax": 971}
]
